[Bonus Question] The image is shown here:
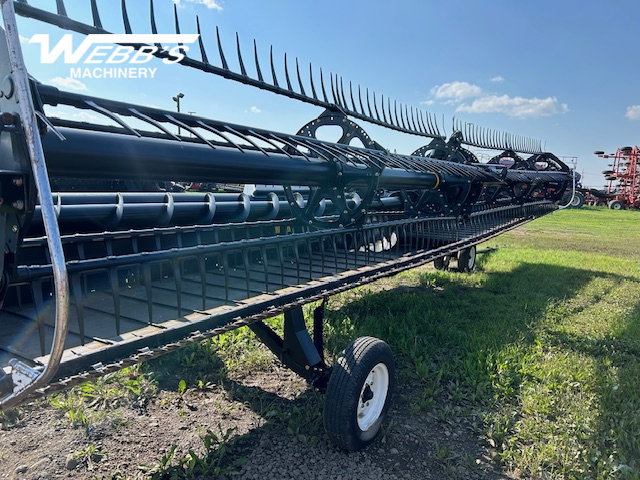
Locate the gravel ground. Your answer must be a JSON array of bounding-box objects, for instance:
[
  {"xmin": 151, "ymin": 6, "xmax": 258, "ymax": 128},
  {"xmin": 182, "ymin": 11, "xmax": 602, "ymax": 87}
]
[{"xmin": 0, "ymin": 364, "xmax": 510, "ymax": 479}]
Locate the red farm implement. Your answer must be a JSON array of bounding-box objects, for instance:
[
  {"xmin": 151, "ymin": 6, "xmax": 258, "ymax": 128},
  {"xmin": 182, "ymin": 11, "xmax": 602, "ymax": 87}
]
[{"xmin": 595, "ymin": 146, "xmax": 640, "ymax": 210}]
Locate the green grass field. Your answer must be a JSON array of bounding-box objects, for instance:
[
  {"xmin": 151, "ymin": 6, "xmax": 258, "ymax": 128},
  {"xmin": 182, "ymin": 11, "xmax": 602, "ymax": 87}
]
[
  {"xmin": 34, "ymin": 206, "xmax": 640, "ymax": 479},
  {"xmin": 326, "ymin": 207, "xmax": 640, "ymax": 479}
]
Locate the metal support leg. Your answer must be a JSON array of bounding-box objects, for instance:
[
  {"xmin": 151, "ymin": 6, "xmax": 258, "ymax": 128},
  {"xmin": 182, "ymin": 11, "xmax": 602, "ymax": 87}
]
[{"xmin": 249, "ymin": 303, "xmax": 331, "ymax": 391}]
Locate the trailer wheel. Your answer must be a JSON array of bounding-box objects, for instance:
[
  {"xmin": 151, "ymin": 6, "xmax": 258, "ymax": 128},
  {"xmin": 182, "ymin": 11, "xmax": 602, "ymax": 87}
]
[
  {"xmin": 609, "ymin": 200, "xmax": 624, "ymax": 210},
  {"xmin": 324, "ymin": 336, "xmax": 395, "ymax": 451},
  {"xmin": 457, "ymin": 246, "xmax": 477, "ymax": 272},
  {"xmin": 434, "ymin": 255, "xmax": 450, "ymax": 270},
  {"xmin": 567, "ymin": 191, "xmax": 585, "ymax": 208}
]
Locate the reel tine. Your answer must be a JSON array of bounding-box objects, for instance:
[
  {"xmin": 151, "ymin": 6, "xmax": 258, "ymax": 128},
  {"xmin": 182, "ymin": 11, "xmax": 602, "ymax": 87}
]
[
  {"xmin": 56, "ymin": 0, "xmax": 67, "ymax": 17},
  {"xmin": 128, "ymin": 108, "xmax": 181, "ymax": 141},
  {"xmin": 236, "ymin": 33, "xmax": 247, "ymax": 76},
  {"xmin": 388, "ymin": 97, "xmax": 395, "ymax": 127},
  {"xmin": 196, "ymin": 17, "xmax": 208, "ymax": 63},
  {"xmin": 253, "ymin": 40, "xmax": 262, "ymax": 82},
  {"xmin": 330, "ymin": 74, "xmax": 339, "ymax": 105},
  {"xmin": 403, "ymin": 103, "xmax": 410, "ymax": 130},
  {"xmin": 366, "ymin": 88, "xmax": 374, "ymax": 118},
  {"xmin": 339, "ymin": 77, "xmax": 348, "ymax": 109},
  {"xmin": 90, "ymin": 0, "xmax": 102, "ymax": 29},
  {"xmin": 380, "ymin": 95, "xmax": 388, "ymax": 124},
  {"xmin": 426, "ymin": 111, "xmax": 435, "ymax": 136},
  {"xmin": 409, "ymin": 106, "xmax": 417, "ymax": 132},
  {"xmin": 174, "ymin": 5, "xmax": 186, "ymax": 57},
  {"xmin": 358, "ymin": 85, "xmax": 366, "ymax": 116},
  {"xmin": 150, "ymin": 0, "xmax": 158, "ymax": 34},
  {"xmin": 121, "ymin": 0, "xmax": 133, "ymax": 34},
  {"xmin": 397, "ymin": 101, "xmax": 405, "ymax": 129},
  {"xmin": 295, "ymin": 58, "xmax": 305, "ymax": 96},
  {"xmin": 216, "ymin": 27, "xmax": 229, "ymax": 70},
  {"xmin": 84, "ymin": 100, "xmax": 140, "ymax": 137},
  {"xmin": 349, "ymin": 81, "xmax": 357, "ymax": 113},
  {"xmin": 419, "ymin": 111, "xmax": 428, "ymax": 135},
  {"xmin": 283, "ymin": 53, "xmax": 293, "ymax": 91},
  {"xmin": 269, "ymin": 46, "xmax": 279, "ymax": 87},
  {"xmin": 320, "ymin": 68, "xmax": 328, "ymax": 103},
  {"xmin": 309, "ymin": 63, "xmax": 318, "ymax": 100},
  {"xmin": 373, "ymin": 92, "xmax": 381, "ymax": 122}
]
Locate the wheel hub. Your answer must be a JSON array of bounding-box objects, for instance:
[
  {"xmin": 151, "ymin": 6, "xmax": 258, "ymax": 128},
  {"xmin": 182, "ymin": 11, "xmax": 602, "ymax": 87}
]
[{"xmin": 357, "ymin": 363, "xmax": 389, "ymax": 431}]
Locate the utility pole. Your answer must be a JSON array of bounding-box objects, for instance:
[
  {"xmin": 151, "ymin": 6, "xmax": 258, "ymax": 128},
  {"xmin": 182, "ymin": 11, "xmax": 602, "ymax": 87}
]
[{"xmin": 172, "ymin": 92, "xmax": 184, "ymax": 135}]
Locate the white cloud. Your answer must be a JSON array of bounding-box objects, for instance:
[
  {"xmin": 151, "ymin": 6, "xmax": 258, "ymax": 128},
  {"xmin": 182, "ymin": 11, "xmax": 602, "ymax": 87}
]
[
  {"xmin": 48, "ymin": 76, "xmax": 88, "ymax": 91},
  {"xmin": 625, "ymin": 105, "xmax": 640, "ymax": 120},
  {"xmin": 425, "ymin": 79, "xmax": 568, "ymax": 118},
  {"xmin": 456, "ymin": 95, "xmax": 568, "ymax": 118},
  {"xmin": 46, "ymin": 107, "xmax": 103, "ymax": 124},
  {"xmin": 249, "ymin": 106, "xmax": 261, "ymax": 113},
  {"xmin": 430, "ymin": 81, "xmax": 482, "ymax": 101},
  {"xmin": 173, "ymin": 0, "xmax": 223, "ymax": 10},
  {"xmin": 19, "ymin": 34, "xmax": 30, "ymax": 44}
]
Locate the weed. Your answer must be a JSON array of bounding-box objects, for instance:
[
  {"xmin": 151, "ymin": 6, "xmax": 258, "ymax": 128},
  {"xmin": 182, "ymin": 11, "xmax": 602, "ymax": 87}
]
[
  {"xmin": 0, "ymin": 407, "xmax": 23, "ymax": 430},
  {"xmin": 49, "ymin": 366, "xmax": 155, "ymax": 428},
  {"xmin": 71, "ymin": 443, "xmax": 107, "ymax": 470},
  {"xmin": 141, "ymin": 426, "xmax": 246, "ymax": 478}
]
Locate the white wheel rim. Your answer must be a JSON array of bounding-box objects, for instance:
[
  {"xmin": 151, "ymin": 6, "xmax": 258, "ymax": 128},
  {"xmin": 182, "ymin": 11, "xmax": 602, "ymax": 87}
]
[
  {"xmin": 356, "ymin": 362, "xmax": 389, "ymax": 432},
  {"xmin": 468, "ymin": 247, "xmax": 476, "ymax": 269}
]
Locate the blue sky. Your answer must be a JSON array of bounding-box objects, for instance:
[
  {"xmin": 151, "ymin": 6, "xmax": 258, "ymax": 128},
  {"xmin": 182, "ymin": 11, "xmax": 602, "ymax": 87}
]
[{"xmin": 12, "ymin": 0, "xmax": 640, "ymax": 188}]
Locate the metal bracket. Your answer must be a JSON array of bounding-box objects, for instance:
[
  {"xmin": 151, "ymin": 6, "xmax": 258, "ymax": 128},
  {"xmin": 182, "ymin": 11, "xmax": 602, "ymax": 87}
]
[{"xmin": 249, "ymin": 302, "xmax": 331, "ymax": 392}]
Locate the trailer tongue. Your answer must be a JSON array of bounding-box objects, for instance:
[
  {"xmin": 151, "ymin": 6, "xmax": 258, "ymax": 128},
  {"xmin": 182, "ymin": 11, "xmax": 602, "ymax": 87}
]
[{"xmin": 0, "ymin": 0, "xmax": 570, "ymax": 450}]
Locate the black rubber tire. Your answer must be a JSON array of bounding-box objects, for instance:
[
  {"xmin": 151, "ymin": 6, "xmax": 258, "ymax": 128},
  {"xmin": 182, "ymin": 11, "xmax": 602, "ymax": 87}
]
[
  {"xmin": 609, "ymin": 200, "xmax": 624, "ymax": 210},
  {"xmin": 602, "ymin": 170, "xmax": 614, "ymax": 175},
  {"xmin": 457, "ymin": 246, "xmax": 477, "ymax": 273},
  {"xmin": 434, "ymin": 255, "xmax": 450, "ymax": 271},
  {"xmin": 621, "ymin": 146, "xmax": 633, "ymax": 153},
  {"xmin": 594, "ymin": 150, "xmax": 605, "ymax": 155},
  {"xmin": 568, "ymin": 191, "xmax": 585, "ymax": 208},
  {"xmin": 324, "ymin": 336, "xmax": 395, "ymax": 451}
]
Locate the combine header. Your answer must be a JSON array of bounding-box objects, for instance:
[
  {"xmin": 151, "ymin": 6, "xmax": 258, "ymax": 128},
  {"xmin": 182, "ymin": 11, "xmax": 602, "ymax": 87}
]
[
  {"xmin": 595, "ymin": 146, "xmax": 640, "ymax": 209},
  {"xmin": 0, "ymin": 0, "xmax": 571, "ymax": 450}
]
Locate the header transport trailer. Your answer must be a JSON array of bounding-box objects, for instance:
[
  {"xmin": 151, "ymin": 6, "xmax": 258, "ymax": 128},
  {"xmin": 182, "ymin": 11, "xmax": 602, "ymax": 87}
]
[{"xmin": 0, "ymin": 0, "xmax": 571, "ymax": 451}]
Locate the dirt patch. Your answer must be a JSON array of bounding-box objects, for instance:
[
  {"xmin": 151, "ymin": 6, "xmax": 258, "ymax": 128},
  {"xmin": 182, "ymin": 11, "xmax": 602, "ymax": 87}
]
[{"xmin": 0, "ymin": 366, "xmax": 509, "ymax": 479}]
